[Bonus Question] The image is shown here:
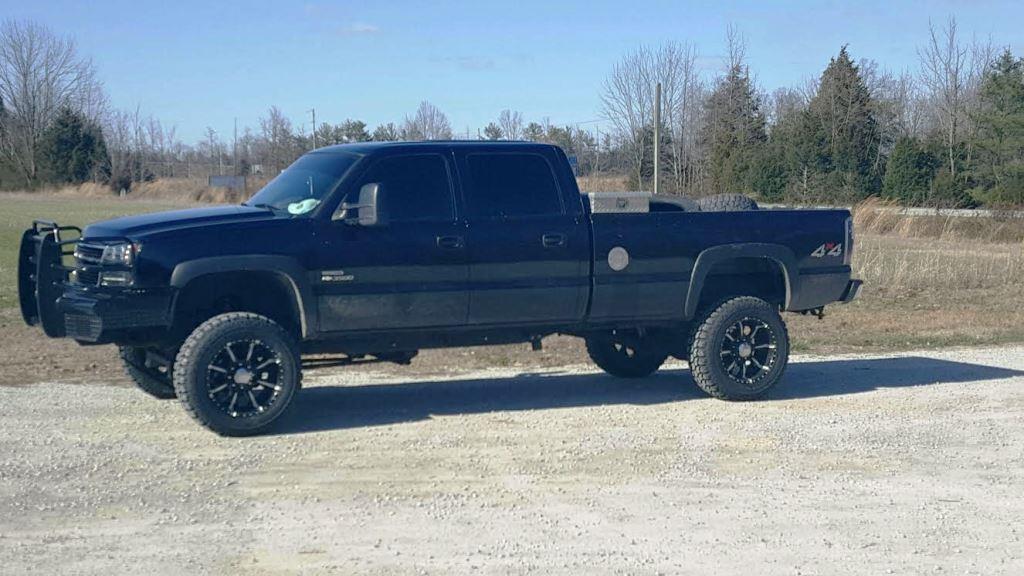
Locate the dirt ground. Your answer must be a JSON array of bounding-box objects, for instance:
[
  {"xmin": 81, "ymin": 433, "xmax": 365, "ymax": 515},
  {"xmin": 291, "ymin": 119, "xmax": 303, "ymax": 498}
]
[{"xmin": 1, "ymin": 341, "xmax": 1023, "ymax": 574}]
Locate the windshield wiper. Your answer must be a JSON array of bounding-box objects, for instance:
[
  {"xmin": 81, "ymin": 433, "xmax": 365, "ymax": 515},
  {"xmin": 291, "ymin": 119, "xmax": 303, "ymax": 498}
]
[{"xmin": 246, "ymin": 202, "xmax": 284, "ymax": 213}]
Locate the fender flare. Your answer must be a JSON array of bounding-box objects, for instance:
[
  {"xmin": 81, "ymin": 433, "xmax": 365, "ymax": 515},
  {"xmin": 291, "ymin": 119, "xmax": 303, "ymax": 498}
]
[
  {"xmin": 684, "ymin": 243, "xmax": 799, "ymax": 319},
  {"xmin": 169, "ymin": 255, "xmax": 317, "ymax": 338}
]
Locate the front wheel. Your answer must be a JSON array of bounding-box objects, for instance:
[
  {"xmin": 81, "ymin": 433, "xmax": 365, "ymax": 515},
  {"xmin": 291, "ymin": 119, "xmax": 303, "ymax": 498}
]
[
  {"xmin": 173, "ymin": 313, "xmax": 300, "ymax": 436},
  {"xmin": 118, "ymin": 346, "xmax": 176, "ymax": 399},
  {"xmin": 688, "ymin": 297, "xmax": 789, "ymax": 400},
  {"xmin": 585, "ymin": 330, "xmax": 668, "ymax": 378}
]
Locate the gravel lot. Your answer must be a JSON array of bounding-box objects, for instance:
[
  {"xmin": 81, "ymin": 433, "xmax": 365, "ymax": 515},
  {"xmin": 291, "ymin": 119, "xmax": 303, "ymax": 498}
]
[{"xmin": 2, "ymin": 346, "xmax": 1023, "ymax": 575}]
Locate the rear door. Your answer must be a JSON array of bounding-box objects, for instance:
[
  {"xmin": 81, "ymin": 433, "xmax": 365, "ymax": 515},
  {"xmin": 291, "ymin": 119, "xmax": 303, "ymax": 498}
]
[
  {"xmin": 315, "ymin": 151, "xmax": 468, "ymax": 332},
  {"xmin": 455, "ymin": 148, "xmax": 588, "ymax": 326}
]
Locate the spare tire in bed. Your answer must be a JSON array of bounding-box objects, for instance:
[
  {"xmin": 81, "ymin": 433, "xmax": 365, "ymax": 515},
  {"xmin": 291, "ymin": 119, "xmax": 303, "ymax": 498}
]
[{"xmin": 697, "ymin": 193, "xmax": 759, "ymax": 212}]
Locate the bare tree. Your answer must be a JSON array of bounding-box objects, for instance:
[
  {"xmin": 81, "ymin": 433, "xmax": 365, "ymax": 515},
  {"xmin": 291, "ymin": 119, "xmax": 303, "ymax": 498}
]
[
  {"xmin": 0, "ymin": 19, "xmax": 104, "ymax": 186},
  {"xmin": 918, "ymin": 17, "xmax": 992, "ymax": 179},
  {"xmin": 659, "ymin": 42, "xmax": 706, "ymax": 194},
  {"xmin": 258, "ymin": 106, "xmax": 298, "ymax": 173},
  {"xmin": 402, "ymin": 101, "xmax": 452, "ymax": 140},
  {"xmin": 765, "ymin": 86, "xmax": 807, "ymax": 128},
  {"xmin": 498, "ymin": 109, "xmax": 523, "ymax": 140},
  {"xmin": 602, "ymin": 46, "xmax": 653, "ymax": 188},
  {"xmin": 102, "ymin": 108, "xmax": 137, "ymax": 192}
]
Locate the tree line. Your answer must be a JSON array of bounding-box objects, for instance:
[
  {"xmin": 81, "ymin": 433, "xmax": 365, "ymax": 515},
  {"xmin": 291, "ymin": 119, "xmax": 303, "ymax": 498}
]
[
  {"xmin": 602, "ymin": 21, "xmax": 1024, "ymax": 207},
  {"xmin": 1, "ymin": 17, "xmax": 1022, "ymax": 207}
]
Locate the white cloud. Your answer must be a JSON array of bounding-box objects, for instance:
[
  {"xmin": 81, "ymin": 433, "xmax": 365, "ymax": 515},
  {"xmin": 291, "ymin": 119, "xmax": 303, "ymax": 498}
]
[{"xmin": 340, "ymin": 22, "xmax": 380, "ymax": 35}]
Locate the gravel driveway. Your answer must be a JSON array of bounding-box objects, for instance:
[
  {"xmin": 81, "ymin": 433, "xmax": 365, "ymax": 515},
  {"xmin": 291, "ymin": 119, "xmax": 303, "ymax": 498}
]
[{"xmin": 2, "ymin": 346, "xmax": 1023, "ymax": 575}]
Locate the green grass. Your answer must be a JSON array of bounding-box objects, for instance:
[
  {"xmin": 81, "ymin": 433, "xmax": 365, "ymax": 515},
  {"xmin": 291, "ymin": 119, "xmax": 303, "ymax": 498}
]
[{"xmin": 0, "ymin": 194, "xmax": 192, "ymax": 310}]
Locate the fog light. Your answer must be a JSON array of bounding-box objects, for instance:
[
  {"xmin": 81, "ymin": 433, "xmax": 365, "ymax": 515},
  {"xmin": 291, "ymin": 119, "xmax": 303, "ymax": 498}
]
[{"xmin": 99, "ymin": 271, "xmax": 133, "ymax": 287}]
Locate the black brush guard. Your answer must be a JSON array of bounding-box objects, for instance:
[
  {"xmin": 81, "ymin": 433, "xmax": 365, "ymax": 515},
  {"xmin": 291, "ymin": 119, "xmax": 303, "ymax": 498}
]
[{"xmin": 18, "ymin": 220, "xmax": 81, "ymax": 337}]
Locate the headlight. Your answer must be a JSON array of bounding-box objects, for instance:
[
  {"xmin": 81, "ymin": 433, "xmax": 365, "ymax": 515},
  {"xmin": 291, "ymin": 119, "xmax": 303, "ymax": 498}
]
[{"xmin": 100, "ymin": 242, "xmax": 141, "ymax": 266}]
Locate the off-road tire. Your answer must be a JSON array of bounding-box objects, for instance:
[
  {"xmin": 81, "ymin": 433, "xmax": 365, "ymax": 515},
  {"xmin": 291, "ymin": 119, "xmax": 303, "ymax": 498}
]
[
  {"xmin": 689, "ymin": 296, "xmax": 788, "ymax": 400},
  {"xmin": 173, "ymin": 312, "xmax": 300, "ymax": 437},
  {"xmin": 586, "ymin": 332, "xmax": 668, "ymax": 378},
  {"xmin": 697, "ymin": 193, "xmax": 759, "ymax": 212},
  {"xmin": 118, "ymin": 346, "xmax": 176, "ymax": 399}
]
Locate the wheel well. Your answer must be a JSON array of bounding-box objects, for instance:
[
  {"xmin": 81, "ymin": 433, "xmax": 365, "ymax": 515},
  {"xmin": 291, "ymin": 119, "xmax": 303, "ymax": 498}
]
[
  {"xmin": 171, "ymin": 271, "xmax": 303, "ymax": 341},
  {"xmin": 695, "ymin": 257, "xmax": 788, "ymax": 310}
]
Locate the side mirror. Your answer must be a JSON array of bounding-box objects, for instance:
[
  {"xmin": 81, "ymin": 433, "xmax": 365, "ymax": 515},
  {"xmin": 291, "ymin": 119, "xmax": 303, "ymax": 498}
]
[{"xmin": 336, "ymin": 183, "xmax": 384, "ymax": 226}]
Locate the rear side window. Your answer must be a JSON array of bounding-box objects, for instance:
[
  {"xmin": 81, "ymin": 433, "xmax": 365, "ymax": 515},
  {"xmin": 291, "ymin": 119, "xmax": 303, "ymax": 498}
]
[
  {"xmin": 465, "ymin": 153, "xmax": 563, "ymax": 219},
  {"xmin": 357, "ymin": 154, "xmax": 454, "ymax": 222}
]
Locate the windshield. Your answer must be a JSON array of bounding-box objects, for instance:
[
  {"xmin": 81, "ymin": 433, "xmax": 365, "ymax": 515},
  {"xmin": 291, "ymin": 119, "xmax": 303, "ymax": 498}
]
[{"xmin": 245, "ymin": 152, "xmax": 360, "ymax": 215}]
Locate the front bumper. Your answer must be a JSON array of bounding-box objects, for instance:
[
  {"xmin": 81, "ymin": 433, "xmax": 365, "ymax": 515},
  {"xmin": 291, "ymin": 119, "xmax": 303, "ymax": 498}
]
[
  {"xmin": 19, "ymin": 221, "xmax": 172, "ymax": 343},
  {"xmin": 59, "ymin": 285, "xmax": 173, "ymax": 343}
]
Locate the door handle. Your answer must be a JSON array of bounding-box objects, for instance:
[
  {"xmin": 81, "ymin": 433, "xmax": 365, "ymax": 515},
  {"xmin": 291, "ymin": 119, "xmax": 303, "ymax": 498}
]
[
  {"xmin": 542, "ymin": 233, "xmax": 566, "ymax": 248},
  {"xmin": 436, "ymin": 235, "xmax": 464, "ymax": 249}
]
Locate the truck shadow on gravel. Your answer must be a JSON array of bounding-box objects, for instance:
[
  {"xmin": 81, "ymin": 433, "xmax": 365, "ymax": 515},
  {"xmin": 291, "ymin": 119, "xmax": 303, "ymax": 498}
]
[{"xmin": 276, "ymin": 357, "xmax": 1023, "ymax": 435}]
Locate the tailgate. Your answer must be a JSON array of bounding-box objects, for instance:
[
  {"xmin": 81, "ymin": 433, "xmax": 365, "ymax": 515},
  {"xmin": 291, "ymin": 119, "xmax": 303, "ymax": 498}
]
[{"xmin": 18, "ymin": 221, "xmax": 81, "ymax": 337}]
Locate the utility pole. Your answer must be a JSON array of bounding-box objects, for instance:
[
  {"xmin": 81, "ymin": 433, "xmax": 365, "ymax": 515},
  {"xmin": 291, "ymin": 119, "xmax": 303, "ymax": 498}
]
[
  {"xmin": 653, "ymin": 82, "xmax": 661, "ymax": 196},
  {"xmin": 208, "ymin": 129, "xmax": 218, "ymax": 176},
  {"xmin": 594, "ymin": 125, "xmax": 601, "ymax": 177},
  {"xmin": 309, "ymin": 108, "xmax": 317, "ymax": 150},
  {"xmin": 232, "ymin": 117, "xmax": 238, "ymax": 176}
]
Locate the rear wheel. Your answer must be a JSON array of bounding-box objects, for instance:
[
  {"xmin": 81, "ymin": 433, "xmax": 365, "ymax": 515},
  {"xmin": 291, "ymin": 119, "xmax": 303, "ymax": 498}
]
[
  {"xmin": 585, "ymin": 330, "xmax": 668, "ymax": 378},
  {"xmin": 173, "ymin": 312, "xmax": 300, "ymax": 436},
  {"xmin": 118, "ymin": 346, "xmax": 176, "ymax": 399},
  {"xmin": 697, "ymin": 193, "xmax": 759, "ymax": 212},
  {"xmin": 688, "ymin": 297, "xmax": 788, "ymax": 400}
]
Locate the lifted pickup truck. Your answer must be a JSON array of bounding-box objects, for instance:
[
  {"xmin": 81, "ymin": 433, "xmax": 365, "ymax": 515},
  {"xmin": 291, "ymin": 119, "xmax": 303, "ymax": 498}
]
[{"xmin": 19, "ymin": 141, "xmax": 860, "ymax": 436}]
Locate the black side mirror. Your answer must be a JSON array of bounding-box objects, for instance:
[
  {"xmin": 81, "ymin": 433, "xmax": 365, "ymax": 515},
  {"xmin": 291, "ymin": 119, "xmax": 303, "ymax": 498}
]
[{"xmin": 336, "ymin": 183, "xmax": 384, "ymax": 226}]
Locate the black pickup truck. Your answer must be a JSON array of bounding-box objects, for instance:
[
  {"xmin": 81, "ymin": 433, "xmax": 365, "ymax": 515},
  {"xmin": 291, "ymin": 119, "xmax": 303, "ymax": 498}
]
[{"xmin": 19, "ymin": 141, "xmax": 860, "ymax": 435}]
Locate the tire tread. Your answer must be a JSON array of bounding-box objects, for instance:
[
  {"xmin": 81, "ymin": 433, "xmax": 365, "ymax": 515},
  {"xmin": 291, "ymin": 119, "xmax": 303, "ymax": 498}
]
[
  {"xmin": 689, "ymin": 296, "xmax": 788, "ymax": 400},
  {"xmin": 172, "ymin": 312, "xmax": 299, "ymax": 436}
]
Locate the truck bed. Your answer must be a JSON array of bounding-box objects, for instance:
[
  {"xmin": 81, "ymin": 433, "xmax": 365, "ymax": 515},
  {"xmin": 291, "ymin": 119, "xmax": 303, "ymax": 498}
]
[{"xmin": 587, "ymin": 208, "xmax": 853, "ymax": 323}]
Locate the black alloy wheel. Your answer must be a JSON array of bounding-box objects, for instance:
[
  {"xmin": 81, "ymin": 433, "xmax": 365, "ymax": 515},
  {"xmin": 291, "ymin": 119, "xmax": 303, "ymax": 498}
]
[{"xmin": 205, "ymin": 338, "xmax": 285, "ymax": 419}]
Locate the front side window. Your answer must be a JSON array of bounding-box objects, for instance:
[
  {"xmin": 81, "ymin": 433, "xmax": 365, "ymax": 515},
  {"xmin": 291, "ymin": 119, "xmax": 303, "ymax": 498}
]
[
  {"xmin": 246, "ymin": 152, "xmax": 359, "ymax": 216},
  {"xmin": 355, "ymin": 154, "xmax": 455, "ymax": 222},
  {"xmin": 465, "ymin": 153, "xmax": 563, "ymax": 220}
]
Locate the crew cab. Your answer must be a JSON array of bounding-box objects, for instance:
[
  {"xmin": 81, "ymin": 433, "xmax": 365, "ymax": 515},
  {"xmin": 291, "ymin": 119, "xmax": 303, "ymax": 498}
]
[{"xmin": 19, "ymin": 141, "xmax": 861, "ymax": 435}]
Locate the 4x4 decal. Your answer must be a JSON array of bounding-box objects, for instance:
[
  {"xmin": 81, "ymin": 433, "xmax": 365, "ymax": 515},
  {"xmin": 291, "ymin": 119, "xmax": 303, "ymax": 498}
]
[{"xmin": 811, "ymin": 242, "xmax": 843, "ymax": 258}]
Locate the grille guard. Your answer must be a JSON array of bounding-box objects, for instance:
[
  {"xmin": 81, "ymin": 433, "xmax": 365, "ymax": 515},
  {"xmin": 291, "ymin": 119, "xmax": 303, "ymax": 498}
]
[{"xmin": 18, "ymin": 220, "xmax": 81, "ymax": 337}]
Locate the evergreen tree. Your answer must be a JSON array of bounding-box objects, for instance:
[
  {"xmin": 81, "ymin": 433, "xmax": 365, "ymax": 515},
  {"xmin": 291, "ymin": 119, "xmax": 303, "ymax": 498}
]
[
  {"xmin": 38, "ymin": 107, "xmax": 106, "ymax": 184},
  {"xmin": 371, "ymin": 123, "xmax": 400, "ymax": 142},
  {"xmin": 523, "ymin": 122, "xmax": 545, "ymax": 142},
  {"xmin": 700, "ymin": 63, "xmax": 767, "ymax": 195},
  {"xmin": 970, "ymin": 49, "xmax": 1024, "ymax": 206},
  {"xmin": 882, "ymin": 137, "xmax": 939, "ymax": 205},
  {"xmin": 338, "ymin": 119, "xmax": 370, "ymax": 142},
  {"xmin": 483, "ymin": 122, "xmax": 503, "ymax": 140},
  {"xmin": 803, "ymin": 46, "xmax": 881, "ymax": 198}
]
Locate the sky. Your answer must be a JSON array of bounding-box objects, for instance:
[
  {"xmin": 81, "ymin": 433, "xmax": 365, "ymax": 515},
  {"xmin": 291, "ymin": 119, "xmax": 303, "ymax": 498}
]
[{"xmin": 4, "ymin": 0, "xmax": 1023, "ymax": 143}]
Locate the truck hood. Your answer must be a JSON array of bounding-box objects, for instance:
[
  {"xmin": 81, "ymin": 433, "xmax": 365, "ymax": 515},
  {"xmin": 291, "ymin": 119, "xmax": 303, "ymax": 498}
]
[{"xmin": 82, "ymin": 205, "xmax": 276, "ymax": 240}]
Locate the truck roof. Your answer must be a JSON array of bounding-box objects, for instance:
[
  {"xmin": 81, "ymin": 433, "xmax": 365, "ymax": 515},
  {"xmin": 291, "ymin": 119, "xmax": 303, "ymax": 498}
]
[{"xmin": 313, "ymin": 140, "xmax": 561, "ymax": 155}]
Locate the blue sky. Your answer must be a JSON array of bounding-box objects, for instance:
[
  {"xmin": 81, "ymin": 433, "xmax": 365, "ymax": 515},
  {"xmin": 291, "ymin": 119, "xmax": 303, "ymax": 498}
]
[{"xmin": 4, "ymin": 0, "xmax": 1023, "ymax": 143}]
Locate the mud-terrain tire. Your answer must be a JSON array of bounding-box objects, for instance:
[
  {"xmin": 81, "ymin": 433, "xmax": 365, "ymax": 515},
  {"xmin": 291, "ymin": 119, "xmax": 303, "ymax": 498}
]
[
  {"xmin": 586, "ymin": 332, "xmax": 668, "ymax": 378},
  {"xmin": 689, "ymin": 296, "xmax": 788, "ymax": 400},
  {"xmin": 173, "ymin": 312, "xmax": 300, "ymax": 437},
  {"xmin": 697, "ymin": 193, "xmax": 759, "ymax": 212},
  {"xmin": 118, "ymin": 346, "xmax": 176, "ymax": 399}
]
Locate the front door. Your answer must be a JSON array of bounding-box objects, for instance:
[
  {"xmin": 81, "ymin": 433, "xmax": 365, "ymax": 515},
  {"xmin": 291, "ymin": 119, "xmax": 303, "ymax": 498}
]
[{"xmin": 315, "ymin": 152, "xmax": 468, "ymax": 332}]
